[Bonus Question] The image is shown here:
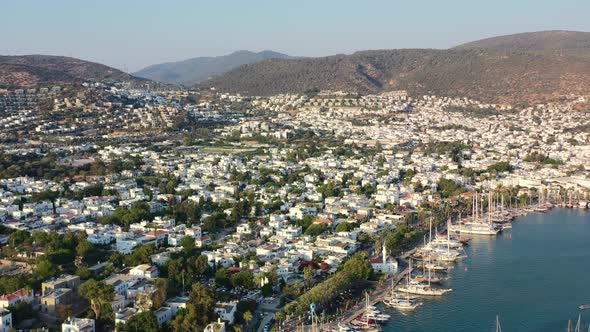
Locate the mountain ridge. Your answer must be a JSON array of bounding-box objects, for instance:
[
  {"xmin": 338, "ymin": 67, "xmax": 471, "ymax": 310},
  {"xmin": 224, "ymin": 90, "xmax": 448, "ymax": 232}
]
[
  {"xmin": 4, "ymin": 31, "xmax": 590, "ymax": 105},
  {"xmin": 133, "ymin": 50, "xmax": 294, "ymax": 85},
  {"xmin": 199, "ymin": 31, "xmax": 590, "ymax": 105},
  {"xmin": 0, "ymin": 55, "xmax": 142, "ymax": 89}
]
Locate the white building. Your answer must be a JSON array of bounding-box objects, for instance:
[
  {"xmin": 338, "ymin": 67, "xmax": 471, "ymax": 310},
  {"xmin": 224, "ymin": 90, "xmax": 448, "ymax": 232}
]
[
  {"xmin": 62, "ymin": 317, "xmax": 95, "ymax": 332},
  {"xmin": 0, "ymin": 288, "xmax": 34, "ymax": 309},
  {"xmin": 370, "ymin": 244, "xmax": 398, "ymax": 274},
  {"xmin": 165, "ymin": 296, "xmax": 189, "ymax": 316},
  {"xmin": 204, "ymin": 318, "xmax": 226, "ymax": 332},
  {"xmin": 214, "ymin": 301, "xmax": 237, "ymax": 324},
  {"xmin": 0, "ymin": 309, "xmax": 11, "ymax": 332},
  {"xmin": 155, "ymin": 306, "xmax": 173, "ymax": 325},
  {"xmin": 129, "ymin": 264, "xmax": 159, "ymax": 279}
]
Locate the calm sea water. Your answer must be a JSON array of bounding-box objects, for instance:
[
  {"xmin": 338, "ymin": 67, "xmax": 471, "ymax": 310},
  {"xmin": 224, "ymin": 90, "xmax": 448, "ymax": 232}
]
[{"xmin": 381, "ymin": 208, "xmax": 590, "ymax": 332}]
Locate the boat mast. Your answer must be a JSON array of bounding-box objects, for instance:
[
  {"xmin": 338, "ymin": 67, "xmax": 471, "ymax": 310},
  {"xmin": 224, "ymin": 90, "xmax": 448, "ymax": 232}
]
[
  {"xmin": 447, "ymin": 219, "xmax": 451, "ymax": 254},
  {"xmin": 429, "ymin": 217, "xmax": 432, "ymax": 244},
  {"xmin": 471, "ymin": 192, "xmax": 477, "ymax": 221},
  {"xmin": 476, "ymin": 193, "xmax": 479, "ymax": 221},
  {"xmin": 488, "ymin": 192, "xmax": 492, "ymax": 226}
]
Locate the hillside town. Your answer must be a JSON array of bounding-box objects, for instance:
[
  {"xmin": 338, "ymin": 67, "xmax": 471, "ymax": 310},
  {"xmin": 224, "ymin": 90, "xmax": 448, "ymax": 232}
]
[{"xmin": 0, "ymin": 83, "xmax": 588, "ymax": 332}]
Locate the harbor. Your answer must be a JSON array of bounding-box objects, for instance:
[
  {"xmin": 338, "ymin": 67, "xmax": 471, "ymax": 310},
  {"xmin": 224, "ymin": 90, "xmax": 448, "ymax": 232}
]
[{"xmin": 324, "ymin": 205, "xmax": 589, "ymax": 332}]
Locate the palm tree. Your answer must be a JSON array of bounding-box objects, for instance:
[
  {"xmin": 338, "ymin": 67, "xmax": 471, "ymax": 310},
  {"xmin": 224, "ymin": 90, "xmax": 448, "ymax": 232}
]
[
  {"xmin": 244, "ymin": 310, "xmax": 253, "ymax": 327},
  {"xmin": 234, "ymin": 324, "xmax": 243, "ymax": 332}
]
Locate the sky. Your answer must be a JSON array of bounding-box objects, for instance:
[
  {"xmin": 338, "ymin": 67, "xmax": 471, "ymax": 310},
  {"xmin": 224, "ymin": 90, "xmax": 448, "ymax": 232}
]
[{"xmin": 2, "ymin": 0, "xmax": 590, "ymax": 72}]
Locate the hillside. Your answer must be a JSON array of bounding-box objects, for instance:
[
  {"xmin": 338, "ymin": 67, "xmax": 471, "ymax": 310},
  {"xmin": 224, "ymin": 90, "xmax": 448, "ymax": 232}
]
[
  {"xmin": 200, "ymin": 31, "xmax": 590, "ymax": 105},
  {"xmin": 454, "ymin": 30, "xmax": 590, "ymax": 57},
  {"xmin": 0, "ymin": 55, "xmax": 140, "ymax": 89},
  {"xmin": 133, "ymin": 50, "xmax": 293, "ymax": 85}
]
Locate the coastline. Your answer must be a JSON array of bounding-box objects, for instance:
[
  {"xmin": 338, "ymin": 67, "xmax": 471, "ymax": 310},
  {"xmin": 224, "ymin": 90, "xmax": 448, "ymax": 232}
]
[{"xmin": 321, "ymin": 204, "xmax": 589, "ymax": 331}]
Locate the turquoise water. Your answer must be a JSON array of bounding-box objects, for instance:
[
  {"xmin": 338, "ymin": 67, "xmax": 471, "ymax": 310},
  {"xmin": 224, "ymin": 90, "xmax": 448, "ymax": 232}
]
[{"xmin": 381, "ymin": 208, "xmax": 590, "ymax": 332}]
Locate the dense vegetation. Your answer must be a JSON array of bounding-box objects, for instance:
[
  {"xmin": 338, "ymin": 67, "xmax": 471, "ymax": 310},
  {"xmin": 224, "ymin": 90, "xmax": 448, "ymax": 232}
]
[
  {"xmin": 524, "ymin": 152, "xmax": 563, "ymax": 165},
  {"xmin": 486, "ymin": 162, "xmax": 514, "ymax": 173},
  {"xmin": 284, "ymin": 252, "xmax": 372, "ymax": 315},
  {"xmin": 0, "ymin": 152, "xmax": 142, "ymax": 180}
]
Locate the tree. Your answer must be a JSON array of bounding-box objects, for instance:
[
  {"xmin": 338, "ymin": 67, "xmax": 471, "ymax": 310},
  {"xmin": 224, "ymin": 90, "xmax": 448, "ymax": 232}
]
[
  {"xmin": 486, "ymin": 161, "xmax": 514, "ymax": 173},
  {"xmin": 75, "ymin": 266, "xmax": 92, "ymax": 280},
  {"xmin": 285, "ymin": 252, "xmax": 372, "ymax": 315},
  {"xmin": 215, "ymin": 268, "xmax": 231, "ymax": 288},
  {"xmin": 171, "ymin": 284, "xmax": 216, "ymax": 332},
  {"xmin": 180, "ymin": 236, "xmax": 196, "ymax": 252},
  {"xmin": 275, "ymin": 311, "xmax": 285, "ymax": 322},
  {"xmin": 8, "ymin": 302, "xmax": 36, "ymax": 326},
  {"xmin": 79, "ymin": 279, "xmax": 115, "ymax": 321},
  {"xmin": 304, "ymin": 223, "xmax": 328, "ymax": 237},
  {"xmin": 166, "ymin": 258, "xmax": 185, "ymax": 286},
  {"xmin": 56, "ymin": 304, "xmax": 73, "ymax": 321},
  {"xmin": 303, "ymin": 266, "xmax": 315, "ymax": 290},
  {"xmin": 35, "ymin": 257, "xmax": 59, "ymax": 280},
  {"xmin": 108, "ymin": 252, "xmax": 125, "ymax": 268},
  {"xmin": 295, "ymin": 215, "xmax": 315, "ymax": 232},
  {"xmin": 152, "ymin": 278, "xmax": 168, "ymax": 309},
  {"xmin": 8, "ymin": 230, "xmax": 30, "ymax": 248},
  {"xmin": 123, "ymin": 311, "xmax": 158, "ymax": 332},
  {"xmin": 335, "ymin": 222, "xmax": 356, "ymax": 232},
  {"xmin": 317, "ymin": 182, "xmax": 340, "ymax": 197},
  {"xmin": 230, "ymin": 271, "xmax": 255, "ymax": 289},
  {"xmin": 437, "ymin": 178, "xmax": 465, "ymax": 198},
  {"xmin": 243, "ymin": 310, "xmax": 253, "ymax": 327},
  {"xmin": 385, "ymin": 224, "xmax": 421, "ymax": 256},
  {"xmin": 126, "ymin": 244, "xmax": 156, "ymax": 266},
  {"xmin": 76, "ymin": 239, "xmax": 94, "ymax": 260},
  {"xmin": 193, "ymin": 255, "xmax": 209, "ymax": 278}
]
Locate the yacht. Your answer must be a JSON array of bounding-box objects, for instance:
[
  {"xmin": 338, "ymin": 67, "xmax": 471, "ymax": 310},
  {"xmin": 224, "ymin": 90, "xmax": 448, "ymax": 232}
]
[
  {"xmin": 449, "ymin": 221, "xmax": 500, "ymax": 235},
  {"xmin": 429, "ymin": 234, "xmax": 464, "ymax": 249},
  {"xmin": 332, "ymin": 323, "xmax": 361, "ymax": 332},
  {"xmin": 430, "ymin": 250, "xmax": 463, "ymax": 262},
  {"xmin": 398, "ymin": 260, "xmax": 452, "ymax": 296},
  {"xmin": 383, "ymin": 290, "xmax": 423, "ymax": 311},
  {"xmin": 383, "ymin": 297, "xmax": 423, "ymax": 310},
  {"xmin": 397, "ymin": 283, "xmax": 452, "ymax": 296},
  {"xmin": 415, "ymin": 261, "xmax": 451, "ymax": 273},
  {"xmin": 365, "ymin": 310, "xmax": 390, "ymax": 322},
  {"xmin": 410, "ymin": 273, "xmax": 442, "ymax": 284}
]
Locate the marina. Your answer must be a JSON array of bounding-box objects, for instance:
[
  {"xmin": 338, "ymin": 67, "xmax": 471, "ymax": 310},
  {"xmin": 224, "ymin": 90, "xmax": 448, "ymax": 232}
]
[
  {"xmin": 381, "ymin": 207, "xmax": 590, "ymax": 331},
  {"xmin": 326, "ymin": 206, "xmax": 590, "ymax": 332}
]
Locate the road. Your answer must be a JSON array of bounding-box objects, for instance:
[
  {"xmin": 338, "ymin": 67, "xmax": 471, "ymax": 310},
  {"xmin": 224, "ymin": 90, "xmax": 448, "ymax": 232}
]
[
  {"xmin": 255, "ymin": 297, "xmax": 281, "ymax": 332},
  {"xmin": 257, "ymin": 312, "xmax": 275, "ymax": 332}
]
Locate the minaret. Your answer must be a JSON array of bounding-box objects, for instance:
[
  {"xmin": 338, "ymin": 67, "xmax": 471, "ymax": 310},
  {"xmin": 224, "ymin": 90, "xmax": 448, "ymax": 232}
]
[{"xmin": 382, "ymin": 243, "xmax": 387, "ymax": 263}]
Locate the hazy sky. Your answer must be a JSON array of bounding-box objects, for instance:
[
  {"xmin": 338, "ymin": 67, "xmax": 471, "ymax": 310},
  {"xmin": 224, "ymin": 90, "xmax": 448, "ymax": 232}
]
[{"xmin": 2, "ymin": 0, "xmax": 589, "ymax": 72}]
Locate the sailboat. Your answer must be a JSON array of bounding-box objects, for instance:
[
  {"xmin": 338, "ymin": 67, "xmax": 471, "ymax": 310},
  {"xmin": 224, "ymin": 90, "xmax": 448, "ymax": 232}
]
[
  {"xmin": 535, "ymin": 188, "xmax": 548, "ymax": 212},
  {"xmin": 351, "ymin": 292, "xmax": 382, "ymax": 331},
  {"xmin": 384, "ymin": 274, "xmax": 423, "ymax": 310},
  {"xmin": 449, "ymin": 192, "xmax": 501, "ymax": 235},
  {"xmin": 397, "ymin": 260, "xmax": 452, "ymax": 296},
  {"xmin": 412, "ymin": 252, "xmax": 443, "ymax": 284}
]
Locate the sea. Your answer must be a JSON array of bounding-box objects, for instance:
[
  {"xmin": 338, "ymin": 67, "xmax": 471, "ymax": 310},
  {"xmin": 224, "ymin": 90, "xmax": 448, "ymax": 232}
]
[{"xmin": 380, "ymin": 208, "xmax": 590, "ymax": 332}]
